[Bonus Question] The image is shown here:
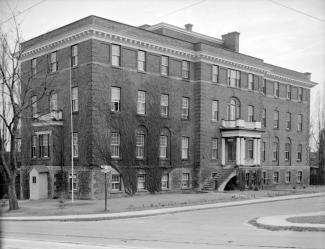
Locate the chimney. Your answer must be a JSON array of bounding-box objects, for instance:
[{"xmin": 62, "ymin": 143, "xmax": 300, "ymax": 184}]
[
  {"xmin": 222, "ymin": 31, "xmax": 240, "ymax": 52},
  {"xmin": 185, "ymin": 23, "xmax": 193, "ymax": 31},
  {"xmin": 304, "ymin": 72, "xmax": 311, "ymax": 81}
]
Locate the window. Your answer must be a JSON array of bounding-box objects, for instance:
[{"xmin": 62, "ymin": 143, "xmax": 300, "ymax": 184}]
[
  {"xmin": 50, "ymin": 92, "xmax": 58, "ymax": 111},
  {"xmin": 272, "ymin": 142, "xmax": 278, "ymax": 161},
  {"xmin": 247, "ymin": 140, "xmax": 254, "ymax": 159},
  {"xmin": 161, "ymin": 174, "xmax": 169, "ymax": 190},
  {"xmin": 261, "ymin": 141, "xmax": 266, "ymax": 162},
  {"xmin": 212, "ymin": 100, "xmax": 219, "ymax": 121},
  {"xmin": 182, "ymin": 61, "xmax": 189, "ymax": 79},
  {"xmin": 16, "ymin": 138, "xmax": 21, "ymax": 153},
  {"xmin": 137, "ymin": 173, "xmax": 146, "ymax": 190},
  {"xmin": 181, "ymin": 137, "xmax": 189, "ymax": 160},
  {"xmin": 298, "ymin": 114, "xmax": 303, "ymax": 131},
  {"xmin": 286, "ymin": 85, "xmax": 291, "ymax": 100},
  {"xmin": 112, "ymin": 45, "xmax": 121, "ymax": 66},
  {"xmin": 274, "ymin": 82, "xmax": 279, "ymax": 97},
  {"xmin": 31, "ymin": 58, "xmax": 37, "ymax": 76},
  {"xmin": 297, "ymin": 171, "xmax": 302, "ymax": 183},
  {"xmin": 273, "ymin": 172, "xmax": 279, "ymax": 184},
  {"xmin": 297, "ymin": 144, "xmax": 302, "ymax": 161},
  {"xmin": 136, "ymin": 133, "xmax": 145, "ymax": 159},
  {"xmin": 137, "ymin": 51, "xmax": 146, "ymax": 71},
  {"xmin": 181, "ymin": 97, "xmax": 189, "ymax": 119},
  {"xmin": 111, "ymin": 87, "xmax": 120, "ymax": 112},
  {"xmin": 159, "ymin": 135, "xmax": 168, "ymax": 159},
  {"xmin": 245, "ymin": 172, "xmax": 250, "ymax": 187},
  {"xmin": 49, "ymin": 52, "xmax": 58, "ymax": 73},
  {"xmin": 32, "ymin": 95, "xmax": 37, "ymax": 117},
  {"xmin": 227, "ymin": 98, "xmax": 240, "ymax": 120},
  {"xmin": 262, "ymin": 109, "xmax": 266, "ymax": 128},
  {"xmin": 71, "ymin": 45, "xmax": 78, "ymax": 67},
  {"xmin": 298, "ymin": 87, "xmax": 303, "ymax": 102},
  {"xmin": 39, "ymin": 134, "xmax": 50, "ymax": 158},
  {"xmin": 111, "ymin": 132, "xmax": 120, "ymax": 158},
  {"xmin": 111, "ymin": 174, "xmax": 121, "ymax": 191},
  {"xmin": 248, "ymin": 74, "xmax": 254, "ymax": 90},
  {"xmin": 32, "ymin": 176, "xmax": 37, "ymax": 184},
  {"xmin": 286, "ymin": 112, "xmax": 291, "ymax": 130},
  {"xmin": 160, "ymin": 94, "xmax": 168, "ymax": 117},
  {"xmin": 273, "ymin": 110, "xmax": 279, "ymax": 129},
  {"xmin": 181, "ymin": 173, "xmax": 190, "ymax": 188},
  {"xmin": 285, "ymin": 142, "xmax": 291, "ymax": 161},
  {"xmin": 212, "ymin": 65, "xmax": 219, "ymax": 83},
  {"xmin": 73, "ymin": 132, "xmax": 78, "ymax": 158},
  {"xmin": 72, "ymin": 87, "xmax": 78, "ymax": 112},
  {"xmin": 69, "ymin": 174, "xmax": 77, "ymax": 191},
  {"xmin": 161, "ymin": 56, "xmax": 168, "ymax": 76},
  {"xmin": 262, "ymin": 79, "xmax": 266, "ymax": 95},
  {"xmin": 248, "ymin": 105, "xmax": 254, "ymax": 122},
  {"xmin": 285, "ymin": 171, "xmax": 291, "ymax": 183},
  {"xmin": 212, "ymin": 138, "xmax": 218, "ymax": 160},
  {"xmin": 262, "ymin": 171, "xmax": 267, "ymax": 185},
  {"xmin": 227, "ymin": 69, "xmax": 240, "ymax": 88},
  {"xmin": 137, "ymin": 91, "xmax": 146, "ymax": 115},
  {"xmin": 32, "ymin": 135, "xmax": 37, "ymax": 158}
]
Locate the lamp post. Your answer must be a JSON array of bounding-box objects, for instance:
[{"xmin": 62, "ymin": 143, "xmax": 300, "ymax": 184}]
[{"xmin": 101, "ymin": 165, "xmax": 112, "ymax": 212}]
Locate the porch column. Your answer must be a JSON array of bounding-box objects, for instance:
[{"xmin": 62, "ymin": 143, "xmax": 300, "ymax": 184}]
[
  {"xmin": 236, "ymin": 137, "xmax": 241, "ymax": 165},
  {"xmin": 221, "ymin": 138, "xmax": 226, "ymax": 166},
  {"xmin": 257, "ymin": 139, "xmax": 261, "ymax": 165},
  {"xmin": 240, "ymin": 137, "xmax": 245, "ymax": 166},
  {"xmin": 253, "ymin": 138, "xmax": 258, "ymax": 165}
]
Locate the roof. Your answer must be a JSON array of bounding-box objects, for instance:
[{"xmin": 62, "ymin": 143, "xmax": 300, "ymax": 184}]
[{"xmin": 30, "ymin": 165, "xmax": 49, "ymax": 173}]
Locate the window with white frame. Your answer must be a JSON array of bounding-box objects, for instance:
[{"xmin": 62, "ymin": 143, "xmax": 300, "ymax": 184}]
[
  {"xmin": 262, "ymin": 109, "xmax": 266, "ymax": 128},
  {"xmin": 181, "ymin": 97, "xmax": 189, "ymax": 119},
  {"xmin": 272, "ymin": 141, "xmax": 278, "ymax": 161},
  {"xmin": 50, "ymin": 92, "xmax": 58, "ymax": 111},
  {"xmin": 159, "ymin": 135, "xmax": 168, "ymax": 159},
  {"xmin": 73, "ymin": 132, "xmax": 78, "ymax": 158},
  {"xmin": 297, "ymin": 171, "xmax": 302, "ymax": 183},
  {"xmin": 248, "ymin": 74, "xmax": 254, "ymax": 90},
  {"xmin": 297, "ymin": 144, "xmax": 302, "ymax": 161},
  {"xmin": 111, "ymin": 45, "xmax": 121, "ymax": 66},
  {"xmin": 248, "ymin": 105, "xmax": 254, "ymax": 122},
  {"xmin": 161, "ymin": 174, "xmax": 169, "ymax": 189},
  {"xmin": 227, "ymin": 98, "xmax": 240, "ymax": 121},
  {"xmin": 72, "ymin": 87, "xmax": 78, "ymax": 112},
  {"xmin": 111, "ymin": 87, "xmax": 120, "ymax": 112},
  {"xmin": 273, "ymin": 110, "xmax": 279, "ymax": 129},
  {"xmin": 71, "ymin": 45, "xmax": 78, "ymax": 67},
  {"xmin": 137, "ymin": 91, "xmax": 146, "ymax": 115},
  {"xmin": 111, "ymin": 132, "xmax": 120, "ymax": 158},
  {"xmin": 39, "ymin": 134, "xmax": 50, "ymax": 158},
  {"xmin": 212, "ymin": 138, "xmax": 218, "ymax": 160},
  {"xmin": 136, "ymin": 133, "xmax": 145, "ymax": 159},
  {"xmin": 181, "ymin": 173, "xmax": 190, "ymax": 188},
  {"xmin": 298, "ymin": 87, "xmax": 303, "ymax": 102},
  {"xmin": 161, "ymin": 56, "xmax": 168, "ymax": 76},
  {"xmin": 227, "ymin": 69, "xmax": 240, "ymax": 88},
  {"xmin": 212, "ymin": 65, "xmax": 219, "ymax": 83},
  {"xmin": 50, "ymin": 52, "xmax": 58, "ymax": 73},
  {"xmin": 286, "ymin": 112, "xmax": 291, "ymax": 130},
  {"xmin": 298, "ymin": 114, "xmax": 303, "ymax": 131},
  {"xmin": 137, "ymin": 173, "xmax": 146, "ymax": 190},
  {"xmin": 286, "ymin": 85, "xmax": 291, "ymax": 100},
  {"xmin": 137, "ymin": 51, "xmax": 146, "ymax": 71},
  {"xmin": 285, "ymin": 171, "xmax": 291, "ymax": 183},
  {"xmin": 31, "ymin": 58, "xmax": 37, "ymax": 76},
  {"xmin": 31, "ymin": 95, "xmax": 37, "ymax": 117},
  {"xmin": 31, "ymin": 135, "xmax": 37, "ymax": 158},
  {"xmin": 285, "ymin": 142, "xmax": 291, "ymax": 161},
  {"xmin": 182, "ymin": 61, "xmax": 189, "ymax": 79},
  {"xmin": 160, "ymin": 94, "xmax": 168, "ymax": 117},
  {"xmin": 111, "ymin": 174, "xmax": 121, "ymax": 191},
  {"xmin": 212, "ymin": 100, "xmax": 219, "ymax": 121},
  {"xmin": 247, "ymin": 140, "xmax": 254, "ymax": 159},
  {"xmin": 181, "ymin": 137, "xmax": 189, "ymax": 160},
  {"xmin": 69, "ymin": 174, "xmax": 77, "ymax": 191},
  {"xmin": 274, "ymin": 82, "xmax": 279, "ymax": 97},
  {"xmin": 273, "ymin": 172, "xmax": 279, "ymax": 184}
]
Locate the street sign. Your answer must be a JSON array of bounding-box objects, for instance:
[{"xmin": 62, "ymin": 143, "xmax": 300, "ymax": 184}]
[{"xmin": 101, "ymin": 165, "xmax": 112, "ymax": 212}]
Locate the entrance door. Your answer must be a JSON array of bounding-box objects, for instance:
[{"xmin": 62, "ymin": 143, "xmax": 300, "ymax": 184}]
[{"xmin": 227, "ymin": 139, "xmax": 236, "ymax": 164}]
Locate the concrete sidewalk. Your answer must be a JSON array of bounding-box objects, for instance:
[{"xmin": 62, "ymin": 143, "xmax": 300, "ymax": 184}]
[{"xmin": 1, "ymin": 192, "xmax": 324, "ymax": 222}]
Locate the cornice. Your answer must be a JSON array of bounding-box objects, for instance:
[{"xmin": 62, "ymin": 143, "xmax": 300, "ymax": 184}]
[{"xmin": 21, "ymin": 24, "xmax": 317, "ymax": 89}]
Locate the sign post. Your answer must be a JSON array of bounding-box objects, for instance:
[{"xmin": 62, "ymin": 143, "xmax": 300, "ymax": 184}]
[{"xmin": 101, "ymin": 165, "xmax": 112, "ymax": 212}]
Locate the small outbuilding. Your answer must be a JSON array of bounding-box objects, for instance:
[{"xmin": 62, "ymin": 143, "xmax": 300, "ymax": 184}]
[{"xmin": 29, "ymin": 165, "xmax": 49, "ymax": 200}]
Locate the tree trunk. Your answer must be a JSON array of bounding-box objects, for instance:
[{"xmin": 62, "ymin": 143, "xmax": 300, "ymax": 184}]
[{"xmin": 8, "ymin": 176, "xmax": 19, "ymax": 210}]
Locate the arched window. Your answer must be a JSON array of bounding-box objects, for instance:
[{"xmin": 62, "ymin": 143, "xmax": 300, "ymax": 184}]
[
  {"xmin": 285, "ymin": 138, "xmax": 291, "ymax": 164},
  {"xmin": 227, "ymin": 98, "xmax": 240, "ymax": 120},
  {"xmin": 272, "ymin": 137, "xmax": 279, "ymax": 162},
  {"xmin": 50, "ymin": 91, "xmax": 58, "ymax": 111},
  {"xmin": 160, "ymin": 128, "xmax": 170, "ymax": 159}
]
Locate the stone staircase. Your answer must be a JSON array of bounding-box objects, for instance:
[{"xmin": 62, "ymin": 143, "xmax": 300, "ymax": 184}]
[{"xmin": 201, "ymin": 166, "xmax": 237, "ymax": 191}]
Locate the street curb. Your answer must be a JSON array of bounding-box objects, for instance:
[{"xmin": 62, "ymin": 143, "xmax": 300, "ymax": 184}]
[{"xmin": 1, "ymin": 192, "xmax": 324, "ymax": 222}]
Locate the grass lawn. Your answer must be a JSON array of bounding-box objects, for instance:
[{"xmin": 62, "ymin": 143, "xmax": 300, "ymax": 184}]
[{"xmin": 287, "ymin": 215, "xmax": 325, "ymax": 224}]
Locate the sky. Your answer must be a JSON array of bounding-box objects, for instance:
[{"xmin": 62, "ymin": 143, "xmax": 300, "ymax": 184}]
[{"xmin": 1, "ymin": 0, "xmax": 324, "ymax": 127}]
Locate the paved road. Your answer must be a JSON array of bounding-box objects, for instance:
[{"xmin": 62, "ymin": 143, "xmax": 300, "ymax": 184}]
[{"xmin": 2, "ymin": 196, "xmax": 325, "ymax": 249}]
